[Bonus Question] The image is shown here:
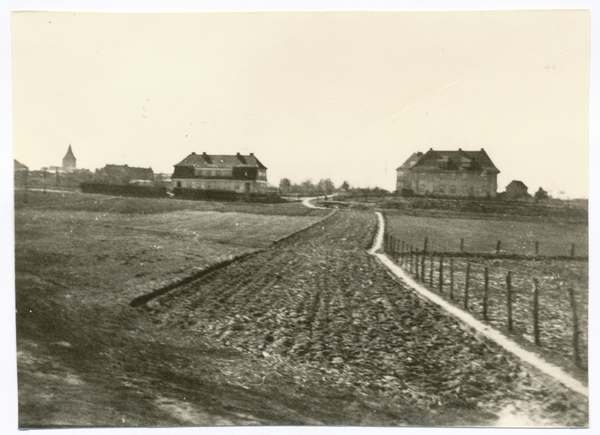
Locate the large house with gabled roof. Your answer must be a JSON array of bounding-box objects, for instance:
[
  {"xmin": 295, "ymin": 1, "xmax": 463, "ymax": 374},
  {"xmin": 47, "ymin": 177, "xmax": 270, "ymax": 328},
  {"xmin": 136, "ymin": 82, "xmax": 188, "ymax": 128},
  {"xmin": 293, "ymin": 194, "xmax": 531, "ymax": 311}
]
[
  {"xmin": 172, "ymin": 152, "xmax": 268, "ymax": 194},
  {"xmin": 396, "ymin": 148, "xmax": 500, "ymax": 198}
]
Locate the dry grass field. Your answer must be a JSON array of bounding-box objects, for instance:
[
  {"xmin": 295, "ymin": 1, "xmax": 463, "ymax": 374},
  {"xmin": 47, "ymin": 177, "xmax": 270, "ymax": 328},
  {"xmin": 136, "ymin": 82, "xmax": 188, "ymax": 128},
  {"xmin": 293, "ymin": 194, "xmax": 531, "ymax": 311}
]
[{"xmin": 384, "ymin": 213, "xmax": 588, "ymax": 257}]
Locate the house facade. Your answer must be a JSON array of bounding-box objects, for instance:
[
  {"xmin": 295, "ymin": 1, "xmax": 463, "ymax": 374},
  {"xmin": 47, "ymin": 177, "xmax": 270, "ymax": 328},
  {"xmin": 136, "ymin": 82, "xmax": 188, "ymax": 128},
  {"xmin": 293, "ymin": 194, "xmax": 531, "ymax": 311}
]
[
  {"xmin": 172, "ymin": 152, "xmax": 268, "ymax": 194},
  {"xmin": 396, "ymin": 148, "xmax": 500, "ymax": 198}
]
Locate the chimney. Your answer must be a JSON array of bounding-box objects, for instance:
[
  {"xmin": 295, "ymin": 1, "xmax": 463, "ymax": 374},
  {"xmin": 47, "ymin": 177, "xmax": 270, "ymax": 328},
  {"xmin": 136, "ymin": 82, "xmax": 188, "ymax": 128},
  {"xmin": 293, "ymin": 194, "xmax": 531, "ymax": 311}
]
[
  {"xmin": 237, "ymin": 152, "xmax": 240, "ymax": 156},
  {"xmin": 191, "ymin": 152, "xmax": 196, "ymax": 155},
  {"xmin": 250, "ymin": 152, "xmax": 254, "ymax": 156},
  {"xmin": 202, "ymin": 152, "xmax": 207, "ymax": 156},
  {"xmin": 481, "ymin": 148, "xmax": 485, "ymax": 151},
  {"xmin": 458, "ymin": 148, "xmax": 462, "ymax": 151}
]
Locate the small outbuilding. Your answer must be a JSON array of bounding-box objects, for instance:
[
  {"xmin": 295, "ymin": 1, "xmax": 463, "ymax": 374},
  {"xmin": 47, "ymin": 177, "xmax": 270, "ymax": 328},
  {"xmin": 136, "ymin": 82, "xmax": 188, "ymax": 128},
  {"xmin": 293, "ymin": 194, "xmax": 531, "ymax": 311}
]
[{"xmin": 505, "ymin": 180, "xmax": 529, "ymax": 199}]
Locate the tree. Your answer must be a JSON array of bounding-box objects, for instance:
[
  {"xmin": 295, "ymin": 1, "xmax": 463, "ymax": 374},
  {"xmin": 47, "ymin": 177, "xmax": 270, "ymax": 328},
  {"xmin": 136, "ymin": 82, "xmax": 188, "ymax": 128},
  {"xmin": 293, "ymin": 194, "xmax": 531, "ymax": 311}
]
[
  {"xmin": 301, "ymin": 179, "xmax": 315, "ymax": 196},
  {"xmin": 339, "ymin": 181, "xmax": 350, "ymax": 191},
  {"xmin": 279, "ymin": 178, "xmax": 292, "ymax": 194}
]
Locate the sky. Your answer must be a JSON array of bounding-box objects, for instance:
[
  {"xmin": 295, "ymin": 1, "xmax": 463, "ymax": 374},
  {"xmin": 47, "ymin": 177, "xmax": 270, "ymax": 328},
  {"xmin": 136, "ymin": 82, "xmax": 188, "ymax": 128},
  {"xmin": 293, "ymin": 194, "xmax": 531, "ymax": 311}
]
[{"xmin": 10, "ymin": 8, "xmax": 590, "ymax": 198}]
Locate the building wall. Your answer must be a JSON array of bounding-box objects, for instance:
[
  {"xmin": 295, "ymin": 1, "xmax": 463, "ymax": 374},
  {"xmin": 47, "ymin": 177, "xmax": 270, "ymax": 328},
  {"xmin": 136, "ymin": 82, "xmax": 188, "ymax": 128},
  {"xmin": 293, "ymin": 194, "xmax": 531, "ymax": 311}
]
[
  {"xmin": 173, "ymin": 178, "xmax": 269, "ymax": 193},
  {"xmin": 397, "ymin": 170, "xmax": 497, "ymax": 198}
]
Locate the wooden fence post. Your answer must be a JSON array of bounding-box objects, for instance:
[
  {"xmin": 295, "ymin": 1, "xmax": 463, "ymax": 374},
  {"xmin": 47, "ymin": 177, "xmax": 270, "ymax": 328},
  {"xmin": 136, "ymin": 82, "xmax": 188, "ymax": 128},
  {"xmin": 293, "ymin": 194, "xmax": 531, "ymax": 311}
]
[
  {"xmin": 438, "ymin": 254, "xmax": 444, "ymax": 293},
  {"xmin": 415, "ymin": 250, "xmax": 420, "ymax": 280},
  {"xmin": 460, "ymin": 238, "xmax": 465, "ymax": 252},
  {"xmin": 568, "ymin": 287, "xmax": 581, "ymax": 368},
  {"xmin": 401, "ymin": 241, "xmax": 405, "ymax": 265},
  {"xmin": 450, "ymin": 258, "xmax": 454, "ymax": 300},
  {"xmin": 409, "ymin": 246, "xmax": 414, "ymax": 274},
  {"xmin": 506, "ymin": 271, "xmax": 513, "ymax": 332},
  {"xmin": 496, "ymin": 240, "xmax": 502, "ymax": 254},
  {"xmin": 535, "ymin": 241, "xmax": 539, "ymax": 256},
  {"xmin": 464, "ymin": 262, "xmax": 471, "ymax": 310},
  {"xmin": 421, "ymin": 252, "xmax": 425, "ymax": 282},
  {"xmin": 424, "ymin": 237, "xmax": 428, "ymax": 253},
  {"xmin": 533, "ymin": 278, "xmax": 540, "ymax": 346},
  {"xmin": 482, "ymin": 267, "xmax": 489, "ymax": 321},
  {"xmin": 429, "ymin": 252, "xmax": 434, "ymax": 286}
]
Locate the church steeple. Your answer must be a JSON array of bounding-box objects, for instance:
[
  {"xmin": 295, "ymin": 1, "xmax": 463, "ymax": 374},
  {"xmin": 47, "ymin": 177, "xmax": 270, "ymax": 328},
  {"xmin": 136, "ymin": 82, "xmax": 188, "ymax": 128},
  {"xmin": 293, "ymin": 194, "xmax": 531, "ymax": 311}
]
[{"xmin": 62, "ymin": 144, "xmax": 76, "ymax": 171}]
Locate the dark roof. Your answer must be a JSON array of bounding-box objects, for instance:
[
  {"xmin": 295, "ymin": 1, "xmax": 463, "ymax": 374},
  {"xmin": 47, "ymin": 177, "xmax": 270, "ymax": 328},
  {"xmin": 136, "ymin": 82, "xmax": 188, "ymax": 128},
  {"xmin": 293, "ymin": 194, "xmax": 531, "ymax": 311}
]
[
  {"xmin": 397, "ymin": 148, "xmax": 499, "ymax": 173},
  {"xmin": 507, "ymin": 180, "xmax": 528, "ymax": 189},
  {"xmin": 63, "ymin": 145, "xmax": 76, "ymax": 160},
  {"xmin": 174, "ymin": 152, "xmax": 267, "ymax": 170},
  {"xmin": 14, "ymin": 159, "xmax": 28, "ymax": 170},
  {"xmin": 100, "ymin": 164, "xmax": 154, "ymax": 180}
]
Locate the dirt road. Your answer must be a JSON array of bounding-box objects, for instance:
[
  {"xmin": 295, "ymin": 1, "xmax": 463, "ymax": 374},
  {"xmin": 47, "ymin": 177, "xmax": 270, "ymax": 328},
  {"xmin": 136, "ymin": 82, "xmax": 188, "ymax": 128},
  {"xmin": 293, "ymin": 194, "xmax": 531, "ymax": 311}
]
[{"xmin": 146, "ymin": 210, "xmax": 588, "ymax": 426}]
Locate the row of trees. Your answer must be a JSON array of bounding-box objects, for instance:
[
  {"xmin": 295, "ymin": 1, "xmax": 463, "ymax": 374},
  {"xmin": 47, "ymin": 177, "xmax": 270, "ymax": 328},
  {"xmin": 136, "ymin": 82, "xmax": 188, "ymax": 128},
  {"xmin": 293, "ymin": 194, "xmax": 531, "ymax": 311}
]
[{"xmin": 278, "ymin": 178, "xmax": 350, "ymax": 197}]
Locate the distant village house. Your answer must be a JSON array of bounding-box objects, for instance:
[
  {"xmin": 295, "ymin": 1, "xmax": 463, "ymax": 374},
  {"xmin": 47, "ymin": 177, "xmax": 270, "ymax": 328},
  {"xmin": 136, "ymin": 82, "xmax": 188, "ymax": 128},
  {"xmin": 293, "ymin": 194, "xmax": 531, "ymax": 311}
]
[
  {"xmin": 504, "ymin": 180, "xmax": 529, "ymax": 199},
  {"xmin": 172, "ymin": 152, "xmax": 268, "ymax": 194},
  {"xmin": 14, "ymin": 160, "xmax": 29, "ymax": 187},
  {"xmin": 396, "ymin": 148, "xmax": 500, "ymax": 198}
]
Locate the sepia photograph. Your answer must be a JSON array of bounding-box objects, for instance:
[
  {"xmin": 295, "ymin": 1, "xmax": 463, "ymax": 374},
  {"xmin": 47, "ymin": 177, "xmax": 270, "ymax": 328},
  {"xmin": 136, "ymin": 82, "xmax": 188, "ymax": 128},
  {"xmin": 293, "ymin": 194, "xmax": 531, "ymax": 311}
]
[{"xmin": 3, "ymin": 1, "xmax": 596, "ymax": 433}]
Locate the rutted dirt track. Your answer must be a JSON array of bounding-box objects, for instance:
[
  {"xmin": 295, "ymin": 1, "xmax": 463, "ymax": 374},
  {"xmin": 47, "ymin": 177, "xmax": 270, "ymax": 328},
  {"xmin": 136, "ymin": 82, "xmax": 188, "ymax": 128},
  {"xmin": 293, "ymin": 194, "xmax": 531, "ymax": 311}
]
[{"xmin": 145, "ymin": 210, "xmax": 588, "ymax": 426}]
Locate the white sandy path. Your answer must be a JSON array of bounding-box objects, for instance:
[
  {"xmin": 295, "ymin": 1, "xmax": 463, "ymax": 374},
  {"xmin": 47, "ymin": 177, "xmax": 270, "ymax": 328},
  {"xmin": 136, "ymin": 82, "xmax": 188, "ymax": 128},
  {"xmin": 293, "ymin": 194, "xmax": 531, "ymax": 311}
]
[{"xmin": 369, "ymin": 211, "xmax": 588, "ymax": 398}]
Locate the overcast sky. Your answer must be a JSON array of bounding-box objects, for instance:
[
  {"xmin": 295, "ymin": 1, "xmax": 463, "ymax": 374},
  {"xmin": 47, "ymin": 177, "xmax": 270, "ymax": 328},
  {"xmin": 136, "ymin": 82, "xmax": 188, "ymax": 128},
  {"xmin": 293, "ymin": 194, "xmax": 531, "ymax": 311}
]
[{"xmin": 12, "ymin": 10, "xmax": 589, "ymax": 197}]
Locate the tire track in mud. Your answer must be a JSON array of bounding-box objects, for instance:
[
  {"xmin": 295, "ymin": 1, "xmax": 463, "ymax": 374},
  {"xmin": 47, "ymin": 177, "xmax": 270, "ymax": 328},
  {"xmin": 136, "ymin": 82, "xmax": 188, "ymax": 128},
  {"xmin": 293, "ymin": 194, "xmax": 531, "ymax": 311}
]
[{"xmin": 142, "ymin": 209, "xmax": 588, "ymax": 426}]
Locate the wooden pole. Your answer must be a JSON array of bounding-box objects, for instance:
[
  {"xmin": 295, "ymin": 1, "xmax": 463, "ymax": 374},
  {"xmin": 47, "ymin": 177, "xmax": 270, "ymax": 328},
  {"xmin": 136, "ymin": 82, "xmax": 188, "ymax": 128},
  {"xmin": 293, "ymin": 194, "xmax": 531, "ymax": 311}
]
[
  {"xmin": 533, "ymin": 278, "xmax": 540, "ymax": 346},
  {"xmin": 401, "ymin": 241, "xmax": 405, "ymax": 265},
  {"xmin": 506, "ymin": 271, "xmax": 513, "ymax": 332},
  {"xmin": 438, "ymin": 254, "xmax": 444, "ymax": 293},
  {"xmin": 568, "ymin": 287, "xmax": 581, "ymax": 368},
  {"xmin": 464, "ymin": 262, "xmax": 470, "ymax": 310},
  {"xmin": 449, "ymin": 258, "xmax": 454, "ymax": 300},
  {"xmin": 460, "ymin": 238, "xmax": 464, "ymax": 252},
  {"xmin": 420, "ymin": 251, "xmax": 426, "ymax": 283},
  {"xmin": 409, "ymin": 246, "xmax": 414, "ymax": 274},
  {"xmin": 429, "ymin": 252, "xmax": 434, "ymax": 286},
  {"xmin": 415, "ymin": 250, "xmax": 420, "ymax": 280},
  {"xmin": 424, "ymin": 237, "xmax": 428, "ymax": 253},
  {"xmin": 483, "ymin": 267, "xmax": 489, "ymax": 321},
  {"xmin": 496, "ymin": 240, "xmax": 502, "ymax": 254}
]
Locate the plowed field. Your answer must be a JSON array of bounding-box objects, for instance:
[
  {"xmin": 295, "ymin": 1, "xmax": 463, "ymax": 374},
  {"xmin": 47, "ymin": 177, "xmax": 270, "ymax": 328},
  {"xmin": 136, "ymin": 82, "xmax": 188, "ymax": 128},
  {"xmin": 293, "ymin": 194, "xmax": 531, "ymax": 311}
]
[{"xmin": 146, "ymin": 210, "xmax": 588, "ymax": 426}]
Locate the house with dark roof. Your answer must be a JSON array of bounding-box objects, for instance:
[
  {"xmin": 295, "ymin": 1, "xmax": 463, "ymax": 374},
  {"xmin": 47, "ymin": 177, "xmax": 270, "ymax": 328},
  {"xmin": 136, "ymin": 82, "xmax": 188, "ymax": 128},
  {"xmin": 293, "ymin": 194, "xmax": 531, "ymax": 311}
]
[
  {"xmin": 95, "ymin": 164, "xmax": 154, "ymax": 185},
  {"xmin": 172, "ymin": 152, "xmax": 268, "ymax": 194},
  {"xmin": 505, "ymin": 180, "xmax": 529, "ymax": 199},
  {"xmin": 63, "ymin": 145, "xmax": 76, "ymax": 172},
  {"xmin": 14, "ymin": 159, "xmax": 29, "ymax": 187},
  {"xmin": 396, "ymin": 148, "xmax": 500, "ymax": 198}
]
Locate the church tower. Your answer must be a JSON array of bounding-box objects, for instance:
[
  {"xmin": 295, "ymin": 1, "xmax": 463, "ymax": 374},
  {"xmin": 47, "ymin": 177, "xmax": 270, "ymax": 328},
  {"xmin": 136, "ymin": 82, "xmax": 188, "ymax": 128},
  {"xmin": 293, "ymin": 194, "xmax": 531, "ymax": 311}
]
[{"xmin": 62, "ymin": 145, "xmax": 76, "ymax": 172}]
